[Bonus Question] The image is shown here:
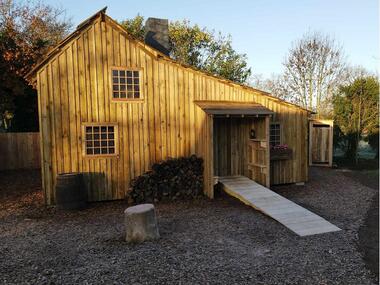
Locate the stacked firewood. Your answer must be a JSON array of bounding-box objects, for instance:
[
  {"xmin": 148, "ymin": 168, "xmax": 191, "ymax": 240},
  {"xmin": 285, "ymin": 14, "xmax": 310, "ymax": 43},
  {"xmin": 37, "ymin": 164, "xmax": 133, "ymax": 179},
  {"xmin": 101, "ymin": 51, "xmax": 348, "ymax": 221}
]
[{"xmin": 129, "ymin": 155, "xmax": 204, "ymax": 203}]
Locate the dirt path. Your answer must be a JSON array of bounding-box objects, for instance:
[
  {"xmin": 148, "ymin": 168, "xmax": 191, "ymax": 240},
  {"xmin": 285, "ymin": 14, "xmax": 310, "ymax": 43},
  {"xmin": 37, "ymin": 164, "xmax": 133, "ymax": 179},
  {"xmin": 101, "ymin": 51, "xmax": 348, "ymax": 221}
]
[{"xmin": 0, "ymin": 168, "xmax": 377, "ymax": 284}]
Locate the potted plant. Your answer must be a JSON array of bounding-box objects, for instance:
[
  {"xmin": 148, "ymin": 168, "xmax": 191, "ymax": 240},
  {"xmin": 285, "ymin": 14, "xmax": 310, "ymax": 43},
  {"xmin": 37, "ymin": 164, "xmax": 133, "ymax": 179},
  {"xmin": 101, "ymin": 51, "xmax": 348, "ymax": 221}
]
[{"xmin": 270, "ymin": 144, "xmax": 293, "ymax": 160}]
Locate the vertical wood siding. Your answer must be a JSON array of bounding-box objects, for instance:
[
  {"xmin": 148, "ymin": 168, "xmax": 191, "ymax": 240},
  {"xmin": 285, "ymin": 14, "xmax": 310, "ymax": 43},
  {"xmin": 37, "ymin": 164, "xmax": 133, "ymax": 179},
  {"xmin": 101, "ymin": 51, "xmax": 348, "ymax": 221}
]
[
  {"xmin": 309, "ymin": 120, "xmax": 333, "ymax": 167},
  {"xmin": 36, "ymin": 16, "xmax": 309, "ymax": 204}
]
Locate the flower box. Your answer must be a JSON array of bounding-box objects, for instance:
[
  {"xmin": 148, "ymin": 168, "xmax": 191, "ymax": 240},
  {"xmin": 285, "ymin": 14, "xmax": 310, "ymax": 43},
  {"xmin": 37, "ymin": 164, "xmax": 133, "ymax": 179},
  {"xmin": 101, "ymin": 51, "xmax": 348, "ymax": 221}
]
[{"xmin": 270, "ymin": 147, "xmax": 293, "ymax": 161}]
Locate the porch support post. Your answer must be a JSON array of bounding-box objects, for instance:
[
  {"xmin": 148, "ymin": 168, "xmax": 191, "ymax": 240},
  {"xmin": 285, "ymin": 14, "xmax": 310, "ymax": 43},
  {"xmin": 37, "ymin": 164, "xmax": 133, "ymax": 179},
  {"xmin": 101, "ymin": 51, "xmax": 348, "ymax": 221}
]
[{"xmin": 265, "ymin": 115, "xmax": 271, "ymax": 187}]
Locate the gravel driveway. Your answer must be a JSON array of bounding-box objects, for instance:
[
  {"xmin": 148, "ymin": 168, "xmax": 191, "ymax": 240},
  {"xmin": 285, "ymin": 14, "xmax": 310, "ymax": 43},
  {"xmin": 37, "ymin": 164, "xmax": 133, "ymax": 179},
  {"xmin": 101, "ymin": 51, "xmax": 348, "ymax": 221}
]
[{"xmin": 0, "ymin": 168, "xmax": 377, "ymax": 284}]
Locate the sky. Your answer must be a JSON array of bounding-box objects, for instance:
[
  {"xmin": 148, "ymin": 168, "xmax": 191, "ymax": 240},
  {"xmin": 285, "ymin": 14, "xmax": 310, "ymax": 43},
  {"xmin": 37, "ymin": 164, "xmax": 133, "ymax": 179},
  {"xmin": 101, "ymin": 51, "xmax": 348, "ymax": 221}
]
[{"xmin": 47, "ymin": 0, "xmax": 379, "ymax": 78}]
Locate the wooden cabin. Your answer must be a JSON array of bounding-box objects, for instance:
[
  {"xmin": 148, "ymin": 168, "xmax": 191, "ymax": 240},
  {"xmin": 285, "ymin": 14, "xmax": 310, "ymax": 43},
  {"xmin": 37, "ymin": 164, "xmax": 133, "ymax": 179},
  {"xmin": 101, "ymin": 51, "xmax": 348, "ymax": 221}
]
[{"xmin": 26, "ymin": 9, "xmax": 313, "ymax": 205}]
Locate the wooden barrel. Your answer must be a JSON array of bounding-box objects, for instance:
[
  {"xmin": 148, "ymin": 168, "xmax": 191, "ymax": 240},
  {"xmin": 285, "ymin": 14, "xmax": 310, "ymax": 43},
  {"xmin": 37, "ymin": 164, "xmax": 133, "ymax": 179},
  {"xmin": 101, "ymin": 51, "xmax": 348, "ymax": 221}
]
[{"xmin": 55, "ymin": 173, "xmax": 87, "ymax": 210}]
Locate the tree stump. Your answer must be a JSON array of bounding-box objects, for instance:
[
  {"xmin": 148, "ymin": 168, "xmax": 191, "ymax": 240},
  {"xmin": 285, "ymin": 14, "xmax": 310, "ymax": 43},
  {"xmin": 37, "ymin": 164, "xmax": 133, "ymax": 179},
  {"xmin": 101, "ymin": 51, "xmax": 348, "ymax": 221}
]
[{"xmin": 124, "ymin": 204, "xmax": 160, "ymax": 243}]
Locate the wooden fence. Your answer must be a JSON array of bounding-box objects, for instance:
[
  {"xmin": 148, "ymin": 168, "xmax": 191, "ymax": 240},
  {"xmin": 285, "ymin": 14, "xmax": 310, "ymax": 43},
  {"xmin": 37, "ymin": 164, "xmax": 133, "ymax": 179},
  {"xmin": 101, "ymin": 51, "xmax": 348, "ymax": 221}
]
[{"xmin": 0, "ymin": 132, "xmax": 40, "ymax": 170}]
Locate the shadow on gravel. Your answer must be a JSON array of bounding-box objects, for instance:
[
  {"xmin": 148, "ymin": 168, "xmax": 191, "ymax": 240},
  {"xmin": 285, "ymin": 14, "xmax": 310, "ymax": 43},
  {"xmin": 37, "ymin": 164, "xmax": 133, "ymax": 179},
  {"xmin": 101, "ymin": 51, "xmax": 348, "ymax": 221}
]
[
  {"xmin": 341, "ymin": 168, "xmax": 379, "ymax": 280},
  {"xmin": 359, "ymin": 193, "xmax": 379, "ymax": 279}
]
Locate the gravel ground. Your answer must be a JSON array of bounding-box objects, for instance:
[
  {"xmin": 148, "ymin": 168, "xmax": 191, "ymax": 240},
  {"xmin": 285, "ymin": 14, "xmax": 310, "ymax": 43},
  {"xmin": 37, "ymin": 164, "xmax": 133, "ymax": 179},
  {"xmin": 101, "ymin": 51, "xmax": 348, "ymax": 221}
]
[
  {"xmin": 349, "ymin": 169, "xmax": 379, "ymax": 280},
  {"xmin": 0, "ymin": 168, "xmax": 377, "ymax": 285}
]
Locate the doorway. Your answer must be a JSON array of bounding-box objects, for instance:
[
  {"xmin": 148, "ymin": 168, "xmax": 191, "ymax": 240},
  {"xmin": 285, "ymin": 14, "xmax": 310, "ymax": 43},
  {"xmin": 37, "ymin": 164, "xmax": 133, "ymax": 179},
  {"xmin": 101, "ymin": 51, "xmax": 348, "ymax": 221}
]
[
  {"xmin": 309, "ymin": 120, "xmax": 333, "ymax": 167},
  {"xmin": 213, "ymin": 116, "xmax": 270, "ymax": 187}
]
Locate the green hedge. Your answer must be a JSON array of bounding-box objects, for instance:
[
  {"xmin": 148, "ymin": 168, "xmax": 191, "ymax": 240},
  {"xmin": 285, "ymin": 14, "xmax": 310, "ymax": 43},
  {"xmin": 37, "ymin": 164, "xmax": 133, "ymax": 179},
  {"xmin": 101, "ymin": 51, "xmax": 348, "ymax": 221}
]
[{"xmin": 129, "ymin": 155, "xmax": 204, "ymax": 203}]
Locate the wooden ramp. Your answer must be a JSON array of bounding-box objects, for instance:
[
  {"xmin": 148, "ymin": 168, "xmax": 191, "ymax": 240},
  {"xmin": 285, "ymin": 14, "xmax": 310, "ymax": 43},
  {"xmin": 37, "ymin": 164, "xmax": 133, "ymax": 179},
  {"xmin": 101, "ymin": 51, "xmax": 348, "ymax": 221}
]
[{"xmin": 218, "ymin": 176, "xmax": 341, "ymax": 236}]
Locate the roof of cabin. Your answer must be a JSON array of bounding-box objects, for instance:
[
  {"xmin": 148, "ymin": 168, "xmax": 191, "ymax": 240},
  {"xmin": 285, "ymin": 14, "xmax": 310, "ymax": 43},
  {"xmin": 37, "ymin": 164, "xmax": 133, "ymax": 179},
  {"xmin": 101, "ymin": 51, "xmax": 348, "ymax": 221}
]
[
  {"xmin": 195, "ymin": 101, "xmax": 273, "ymax": 116},
  {"xmin": 25, "ymin": 7, "xmax": 313, "ymax": 114}
]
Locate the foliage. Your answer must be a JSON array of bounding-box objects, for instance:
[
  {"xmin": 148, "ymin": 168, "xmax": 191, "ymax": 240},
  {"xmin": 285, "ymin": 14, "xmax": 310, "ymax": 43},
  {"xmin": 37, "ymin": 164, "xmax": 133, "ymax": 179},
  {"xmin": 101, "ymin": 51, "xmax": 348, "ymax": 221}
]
[
  {"xmin": 120, "ymin": 15, "xmax": 251, "ymax": 83},
  {"xmin": 129, "ymin": 155, "xmax": 203, "ymax": 204},
  {"xmin": 120, "ymin": 14, "xmax": 145, "ymax": 40},
  {"xmin": 333, "ymin": 76, "xmax": 379, "ymax": 161},
  {"xmin": 0, "ymin": 0, "xmax": 71, "ymax": 131},
  {"xmin": 367, "ymin": 129, "xmax": 379, "ymax": 158}
]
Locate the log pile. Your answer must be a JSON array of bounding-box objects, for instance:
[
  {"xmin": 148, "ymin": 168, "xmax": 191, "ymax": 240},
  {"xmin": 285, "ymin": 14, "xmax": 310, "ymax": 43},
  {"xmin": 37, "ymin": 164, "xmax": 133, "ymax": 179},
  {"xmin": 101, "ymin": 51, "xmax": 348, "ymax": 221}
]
[{"xmin": 129, "ymin": 155, "xmax": 204, "ymax": 203}]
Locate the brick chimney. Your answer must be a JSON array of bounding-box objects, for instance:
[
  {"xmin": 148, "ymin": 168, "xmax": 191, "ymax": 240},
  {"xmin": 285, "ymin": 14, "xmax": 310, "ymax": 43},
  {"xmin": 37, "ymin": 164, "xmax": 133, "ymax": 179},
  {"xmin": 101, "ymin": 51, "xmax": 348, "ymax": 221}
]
[{"xmin": 144, "ymin": 18, "xmax": 170, "ymax": 56}]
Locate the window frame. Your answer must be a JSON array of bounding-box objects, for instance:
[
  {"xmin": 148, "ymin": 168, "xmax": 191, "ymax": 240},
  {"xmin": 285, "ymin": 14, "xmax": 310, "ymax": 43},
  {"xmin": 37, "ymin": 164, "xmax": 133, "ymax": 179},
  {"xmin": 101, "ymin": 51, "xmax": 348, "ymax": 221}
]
[
  {"xmin": 82, "ymin": 123, "xmax": 119, "ymax": 158},
  {"xmin": 270, "ymin": 122, "xmax": 282, "ymax": 147},
  {"xmin": 110, "ymin": 66, "xmax": 144, "ymax": 102}
]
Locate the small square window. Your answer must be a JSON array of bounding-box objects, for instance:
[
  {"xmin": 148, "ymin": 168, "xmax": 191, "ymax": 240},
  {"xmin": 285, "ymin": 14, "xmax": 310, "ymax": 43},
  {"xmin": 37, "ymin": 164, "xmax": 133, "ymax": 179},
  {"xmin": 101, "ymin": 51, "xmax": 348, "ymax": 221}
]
[
  {"xmin": 84, "ymin": 124, "xmax": 117, "ymax": 156},
  {"xmin": 111, "ymin": 68, "xmax": 142, "ymax": 100}
]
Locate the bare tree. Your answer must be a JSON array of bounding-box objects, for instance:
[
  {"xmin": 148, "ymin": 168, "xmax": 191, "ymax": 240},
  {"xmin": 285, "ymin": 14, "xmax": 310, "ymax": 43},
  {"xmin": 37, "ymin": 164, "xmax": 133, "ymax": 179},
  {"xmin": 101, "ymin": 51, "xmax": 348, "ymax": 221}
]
[
  {"xmin": 250, "ymin": 73, "xmax": 291, "ymax": 102},
  {"xmin": 282, "ymin": 32, "xmax": 345, "ymax": 115}
]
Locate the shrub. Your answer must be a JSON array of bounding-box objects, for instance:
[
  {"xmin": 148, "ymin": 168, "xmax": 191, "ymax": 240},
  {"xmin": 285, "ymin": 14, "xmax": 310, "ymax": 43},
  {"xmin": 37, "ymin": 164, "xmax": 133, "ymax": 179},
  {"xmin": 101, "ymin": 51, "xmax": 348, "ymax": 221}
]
[{"xmin": 129, "ymin": 155, "xmax": 203, "ymax": 203}]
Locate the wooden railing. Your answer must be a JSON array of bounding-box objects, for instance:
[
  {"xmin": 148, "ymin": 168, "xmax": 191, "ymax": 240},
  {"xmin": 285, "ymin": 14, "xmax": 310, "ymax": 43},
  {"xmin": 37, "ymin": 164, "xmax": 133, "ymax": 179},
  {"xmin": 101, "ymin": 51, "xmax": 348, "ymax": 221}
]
[{"xmin": 0, "ymin": 132, "xmax": 40, "ymax": 170}]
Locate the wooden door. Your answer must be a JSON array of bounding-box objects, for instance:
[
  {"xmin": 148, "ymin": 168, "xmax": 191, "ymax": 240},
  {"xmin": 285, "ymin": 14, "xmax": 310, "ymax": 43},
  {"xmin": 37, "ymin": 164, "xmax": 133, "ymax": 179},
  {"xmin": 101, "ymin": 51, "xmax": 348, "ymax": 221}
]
[{"xmin": 309, "ymin": 120, "xmax": 333, "ymax": 167}]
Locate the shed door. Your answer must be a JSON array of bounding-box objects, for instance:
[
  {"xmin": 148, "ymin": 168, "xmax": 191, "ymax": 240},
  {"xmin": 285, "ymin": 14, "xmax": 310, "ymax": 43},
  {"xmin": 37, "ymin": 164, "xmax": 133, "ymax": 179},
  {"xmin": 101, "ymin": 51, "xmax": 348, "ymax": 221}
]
[{"xmin": 309, "ymin": 121, "xmax": 333, "ymax": 167}]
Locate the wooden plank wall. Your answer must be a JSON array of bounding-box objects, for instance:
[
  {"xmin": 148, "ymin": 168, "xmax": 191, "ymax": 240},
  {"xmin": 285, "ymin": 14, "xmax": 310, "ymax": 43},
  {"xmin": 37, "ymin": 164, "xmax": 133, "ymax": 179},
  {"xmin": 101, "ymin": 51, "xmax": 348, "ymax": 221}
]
[
  {"xmin": 214, "ymin": 117, "xmax": 267, "ymax": 178},
  {"xmin": 0, "ymin": 132, "xmax": 40, "ymax": 170},
  {"xmin": 36, "ymin": 15, "xmax": 309, "ymax": 204},
  {"xmin": 270, "ymin": 107, "xmax": 309, "ymax": 185}
]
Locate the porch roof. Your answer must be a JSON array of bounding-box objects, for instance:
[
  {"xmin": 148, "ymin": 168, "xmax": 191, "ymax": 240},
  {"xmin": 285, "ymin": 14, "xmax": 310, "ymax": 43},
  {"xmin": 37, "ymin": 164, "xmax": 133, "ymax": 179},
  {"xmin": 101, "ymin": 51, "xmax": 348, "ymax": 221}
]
[{"xmin": 194, "ymin": 101, "xmax": 274, "ymax": 116}]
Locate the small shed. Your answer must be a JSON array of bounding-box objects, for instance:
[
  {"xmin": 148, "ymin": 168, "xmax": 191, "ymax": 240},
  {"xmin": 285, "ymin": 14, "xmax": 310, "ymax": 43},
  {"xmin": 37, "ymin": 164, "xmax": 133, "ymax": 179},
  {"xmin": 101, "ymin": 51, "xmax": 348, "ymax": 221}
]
[{"xmin": 26, "ymin": 9, "xmax": 313, "ymax": 205}]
